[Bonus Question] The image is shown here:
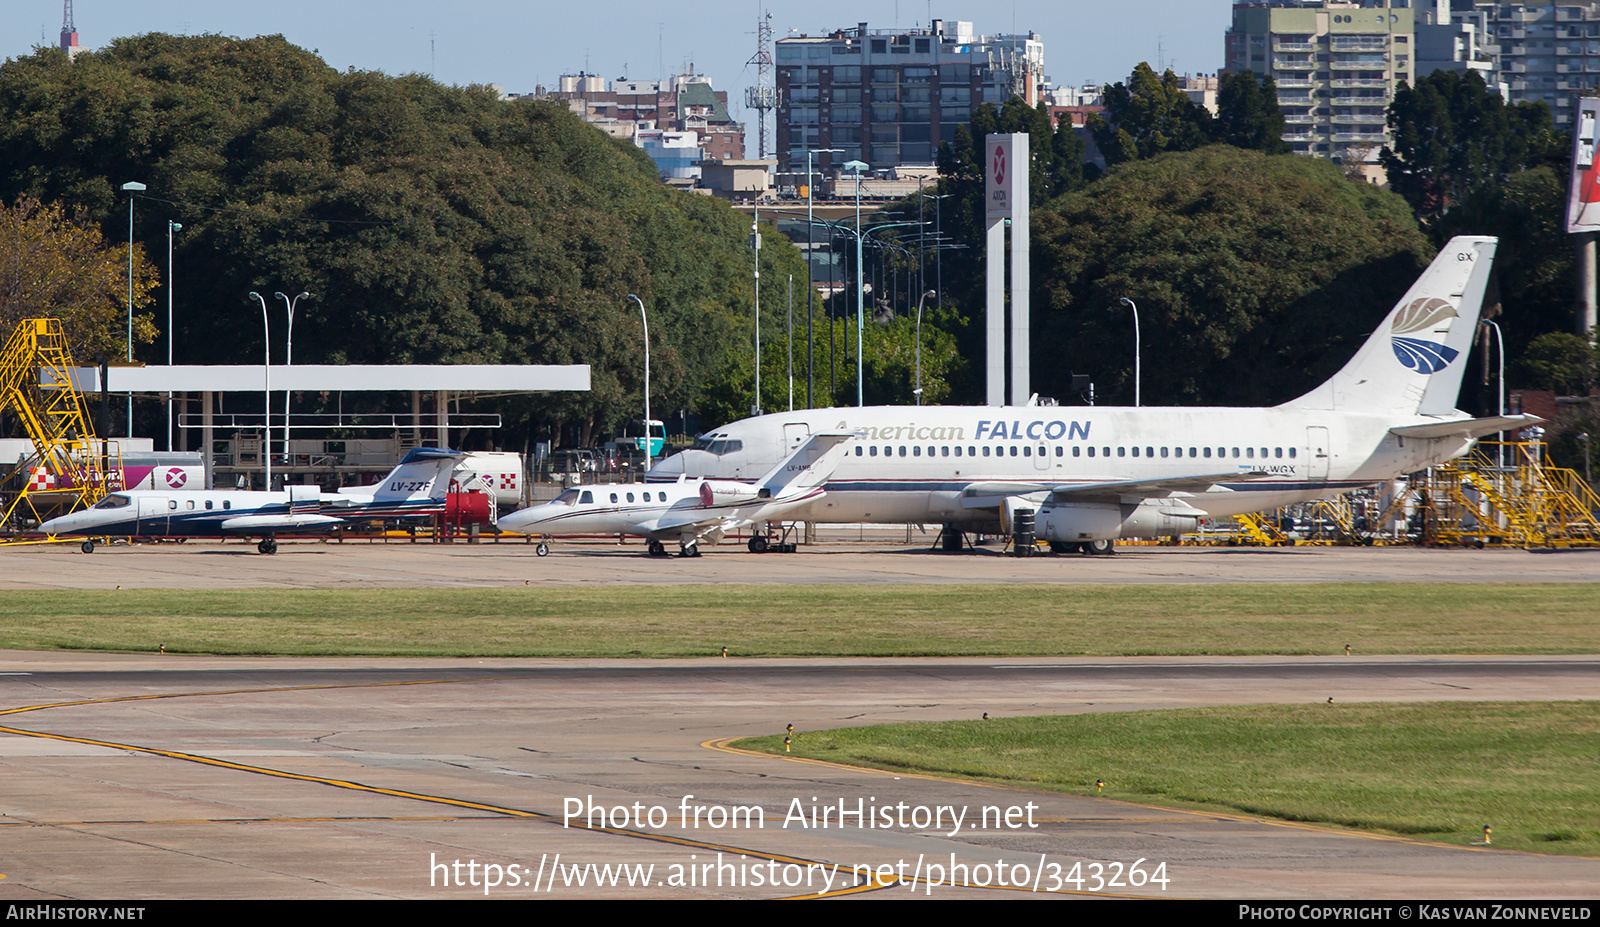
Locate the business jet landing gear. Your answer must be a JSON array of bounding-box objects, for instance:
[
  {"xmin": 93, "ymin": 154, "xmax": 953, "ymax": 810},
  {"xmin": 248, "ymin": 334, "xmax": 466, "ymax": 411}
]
[
  {"xmin": 647, "ymin": 539, "xmax": 667, "ymax": 557},
  {"xmin": 536, "ymin": 540, "xmax": 550, "ymax": 557},
  {"xmin": 257, "ymin": 537, "xmax": 278, "ymax": 555},
  {"xmin": 1084, "ymin": 539, "xmax": 1115, "ymax": 556},
  {"xmin": 80, "ymin": 540, "xmax": 95, "ymax": 554},
  {"xmin": 747, "ymin": 533, "xmax": 768, "ymax": 553},
  {"xmin": 678, "ymin": 540, "xmax": 701, "ymax": 558}
]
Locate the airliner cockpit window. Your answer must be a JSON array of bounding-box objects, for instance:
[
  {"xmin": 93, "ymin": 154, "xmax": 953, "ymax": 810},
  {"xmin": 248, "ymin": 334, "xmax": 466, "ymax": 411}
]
[{"xmin": 93, "ymin": 494, "xmax": 132, "ymax": 509}]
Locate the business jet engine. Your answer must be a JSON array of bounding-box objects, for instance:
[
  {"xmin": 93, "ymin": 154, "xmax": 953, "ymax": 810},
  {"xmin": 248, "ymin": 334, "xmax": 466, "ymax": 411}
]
[{"xmin": 698, "ymin": 480, "xmax": 772, "ymax": 507}]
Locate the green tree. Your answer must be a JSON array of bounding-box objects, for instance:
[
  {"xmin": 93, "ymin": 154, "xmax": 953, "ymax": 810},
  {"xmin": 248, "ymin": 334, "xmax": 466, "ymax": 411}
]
[
  {"xmin": 0, "ymin": 196, "xmax": 158, "ymax": 363},
  {"xmin": 0, "ymin": 35, "xmax": 808, "ymax": 447},
  {"xmin": 1214, "ymin": 71, "xmax": 1287, "ymax": 154},
  {"xmin": 1032, "ymin": 146, "xmax": 1432, "ymax": 406},
  {"xmin": 1517, "ymin": 331, "xmax": 1595, "ymax": 395},
  {"xmin": 1382, "ymin": 70, "xmax": 1564, "ymax": 222},
  {"xmin": 1087, "ymin": 63, "xmax": 1215, "ymax": 167}
]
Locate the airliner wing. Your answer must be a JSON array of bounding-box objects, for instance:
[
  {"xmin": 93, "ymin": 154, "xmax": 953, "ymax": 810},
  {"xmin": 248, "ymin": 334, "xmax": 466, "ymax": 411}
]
[
  {"xmin": 959, "ymin": 471, "xmax": 1275, "ymax": 509},
  {"xmin": 1388, "ymin": 414, "xmax": 1543, "ymax": 441}
]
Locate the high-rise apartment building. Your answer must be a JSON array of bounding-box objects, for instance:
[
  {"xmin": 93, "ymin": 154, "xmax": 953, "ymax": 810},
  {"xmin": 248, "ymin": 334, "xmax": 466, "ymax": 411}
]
[
  {"xmin": 773, "ymin": 19, "xmax": 1044, "ymax": 173},
  {"xmin": 1469, "ymin": 1, "xmax": 1600, "ymax": 127},
  {"xmin": 1226, "ymin": 1, "xmax": 1415, "ymax": 161}
]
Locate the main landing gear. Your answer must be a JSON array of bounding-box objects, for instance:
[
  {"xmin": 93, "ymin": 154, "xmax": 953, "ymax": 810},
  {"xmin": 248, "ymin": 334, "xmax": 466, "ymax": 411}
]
[
  {"xmin": 257, "ymin": 537, "xmax": 278, "ymax": 555},
  {"xmin": 678, "ymin": 540, "xmax": 701, "ymax": 558},
  {"xmin": 536, "ymin": 540, "xmax": 550, "ymax": 557}
]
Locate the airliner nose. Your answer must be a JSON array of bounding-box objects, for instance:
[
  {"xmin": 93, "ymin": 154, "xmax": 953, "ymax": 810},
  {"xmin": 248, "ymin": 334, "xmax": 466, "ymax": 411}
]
[{"xmin": 646, "ymin": 452, "xmax": 685, "ymax": 480}]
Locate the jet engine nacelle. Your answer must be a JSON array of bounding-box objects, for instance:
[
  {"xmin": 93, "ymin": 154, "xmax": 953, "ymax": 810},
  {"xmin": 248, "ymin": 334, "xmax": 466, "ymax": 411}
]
[
  {"xmin": 698, "ymin": 480, "xmax": 770, "ymax": 507},
  {"xmin": 1037, "ymin": 500, "xmax": 1205, "ymax": 542}
]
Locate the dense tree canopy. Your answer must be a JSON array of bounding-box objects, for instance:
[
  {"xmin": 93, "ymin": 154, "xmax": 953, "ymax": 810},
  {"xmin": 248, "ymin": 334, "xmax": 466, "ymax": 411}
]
[
  {"xmin": 1214, "ymin": 71, "xmax": 1287, "ymax": 155},
  {"xmin": 1032, "ymin": 146, "xmax": 1433, "ymax": 406},
  {"xmin": 0, "ymin": 196, "xmax": 158, "ymax": 361},
  {"xmin": 1382, "ymin": 70, "xmax": 1565, "ymax": 222},
  {"xmin": 1088, "ymin": 63, "xmax": 1215, "ymax": 167},
  {"xmin": 0, "ymin": 35, "xmax": 804, "ymax": 446}
]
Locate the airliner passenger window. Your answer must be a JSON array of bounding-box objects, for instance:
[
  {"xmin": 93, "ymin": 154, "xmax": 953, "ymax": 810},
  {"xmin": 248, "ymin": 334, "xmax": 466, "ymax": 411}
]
[
  {"xmin": 1009, "ymin": 446, "xmax": 1018, "ymax": 457},
  {"xmin": 899, "ymin": 446, "xmax": 907, "ymax": 457},
  {"xmin": 1056, "ymin": 447, "xmax": 1064, "ymax": 457},
  {"xmin": 870, "ymin": 446, "xmax": 878, "ymax": 456},
  {"xmin": 1261, "ymin": 448, "xmax": 1269, "ymax": 459},
  {"xmin": 1131, "ymin": 447, "xmax": 1139, "ymax": 457},
  {"xmin": 1247, "ymin": 448, "xmax": 1255, "ymax": 459},
  {"xmin": 1103, "ymin": 447, "xmax": 1111, "ymax": 457},
  {"xmin": 942, "ymin": 447, "xmax": 949, "ymax": 457},
  {"xmin": 1275, "ymin": 448, "xmax": 1283, "ymax": 458},
  {"xmin": 1073, "ymin": 446, "xmax": 1081, "ymax": 457},
  {"xmin": 1232, "ymin": 448, "xmax": 1240, "ymax": 458},
  {"xmin": 913, "ymin": 446, "xmax": 921, "ymax": 457},
  {"xmin": 855, "ymin": 446, "xmax": 863, "ymax": 456},
  {"xmin": 1087, "ymin": 446, "xmax": 1095, "ymax": 457},
  {"xmin": 1203, "ymin": 447, "xmax": 1212, "ymax": 458},
  {"xmin": 1289, "ymin": 448, "xmax": 1297, "ymax": 458},
  {"xmin": 928, "ymin": 446, "xmax": 936, "ymax": 457},
  {"xmin": 954, "ymin": 446, "xmax": 962, "ymax": 457},
  {"xmin": 1160, "ymin": 447, "xmax": 1169, "ymax": 458},
  {"xmin": 1117, "ymin": 447, "xmax": 1126, "ymax": 457},
  {"xmin": 1146, "ymin": 447, "xmax": 1154, "ymax": 457},
  {"xmin": 1022, "ymin": 446, "xmax": 1030, "ymax": 457}
]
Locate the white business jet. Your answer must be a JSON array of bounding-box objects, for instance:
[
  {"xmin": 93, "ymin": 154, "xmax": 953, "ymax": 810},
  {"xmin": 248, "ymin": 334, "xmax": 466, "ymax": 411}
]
[
  {"xmin": 39, "ymin": 448, "xmax": 469, "ymax": 554},
  {"xmin": 646, "ymin": 236, "xmax": 1539, "ymax": 553},
  {"xmin": 497, "ymin": 432, "xmax": 853, "ymax": 557}
]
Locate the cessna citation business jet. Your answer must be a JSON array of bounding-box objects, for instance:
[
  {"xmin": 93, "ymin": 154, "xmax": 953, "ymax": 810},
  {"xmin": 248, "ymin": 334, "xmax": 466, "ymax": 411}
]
[
  {"xmin": 39, "ymin": 448, "xmax": 468, "ymax": 554},
  {"xmin": 646, "ymin": 237, "xmax": 1539, "ymax": 554},
  {"xmin": 498, "ymin": 432, "xmax": 852, "ymax": 557}
]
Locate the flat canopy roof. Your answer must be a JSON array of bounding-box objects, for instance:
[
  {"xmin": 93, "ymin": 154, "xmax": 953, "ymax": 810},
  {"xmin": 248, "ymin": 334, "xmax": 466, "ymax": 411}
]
[{"xmin": 48, "ymin": 365, "xmax": 591, "ymax": 393}]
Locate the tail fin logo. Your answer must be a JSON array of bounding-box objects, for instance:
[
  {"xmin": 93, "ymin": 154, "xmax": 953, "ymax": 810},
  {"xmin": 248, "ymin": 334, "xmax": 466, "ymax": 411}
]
[{"xmin": 1389, "ymin": 297, "xmax": 1460, "ymax": 374}]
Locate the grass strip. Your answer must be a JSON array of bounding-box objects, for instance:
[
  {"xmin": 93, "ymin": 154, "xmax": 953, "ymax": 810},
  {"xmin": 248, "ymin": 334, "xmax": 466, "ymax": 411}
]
[
  {"xmin": 734, "ymin": 701, "xmax": 1600, "ymax": 856},
  {"xmin": 0, "ymin": 583, "xmax": 1594, "ymax": 657}
]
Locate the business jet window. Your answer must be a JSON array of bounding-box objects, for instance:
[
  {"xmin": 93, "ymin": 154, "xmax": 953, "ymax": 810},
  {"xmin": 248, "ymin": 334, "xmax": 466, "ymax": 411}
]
[
  {"xmin": 579, "ymin": 491, "xmax": 594, "ymax": 504},
  {"xmin": 610, "ymin": 493, "xmax": 619, "ymax": 503},
  {"xmin": 223, "ymin": 500, "xmax": 231, "ymax": 510},
  {"xmin": 93, "ymin": 494, "xmax": 132, "ymax": 509},
  {"xmin": 168, "ymin": 499, "xmax": 178, "ymax": 510},
  {"xmin": 554, "ymin": 489, "xmax": 581, "ymax": 505},
  {"xmin": 186, "ymin": 500, "xmax": 195, "ymax": 510},
  {"xmin": 626, "ymin": 492, "xmax": 635, "ymax": 502},
  {"xmin": 205, "ymin": 500, "xmax": 213, "ymax": 510}
]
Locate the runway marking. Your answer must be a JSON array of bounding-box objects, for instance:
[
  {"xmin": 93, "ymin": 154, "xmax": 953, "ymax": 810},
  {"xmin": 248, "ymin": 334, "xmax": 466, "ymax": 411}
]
[{"xmin": 0, "ymin": 815, "xmax": 505, "ymax": 828}]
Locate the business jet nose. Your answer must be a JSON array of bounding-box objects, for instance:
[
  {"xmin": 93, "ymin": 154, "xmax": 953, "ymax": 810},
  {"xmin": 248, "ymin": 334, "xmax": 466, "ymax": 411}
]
[{"xmin": 39, "ymin": 512, "xmax": 82, "ymax": 536}]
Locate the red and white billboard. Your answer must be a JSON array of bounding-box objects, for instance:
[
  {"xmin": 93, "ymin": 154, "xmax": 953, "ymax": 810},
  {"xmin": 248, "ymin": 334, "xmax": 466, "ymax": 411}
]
[{"xmin": 1566, "ymin": 98, "xmax": 1600, "ymax": 233}]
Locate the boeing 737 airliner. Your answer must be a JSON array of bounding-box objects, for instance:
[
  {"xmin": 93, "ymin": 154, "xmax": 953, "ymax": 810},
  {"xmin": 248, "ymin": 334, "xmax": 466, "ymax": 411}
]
[{"xmin": 646, "ymin": 237, "xmax": 1538, "ymax": 553}]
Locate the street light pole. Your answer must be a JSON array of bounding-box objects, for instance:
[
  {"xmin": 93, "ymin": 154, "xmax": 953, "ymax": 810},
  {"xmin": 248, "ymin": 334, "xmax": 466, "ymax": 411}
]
[
  {"xmin": 914, "ymin": 289, "xmax": 936, "ymax": 405},
  {"xmin": 843, "ymin": 160, "xmax": 869, "ymax": 407},
  {"xmin": 166, "ymin": 219, "xmax": 181, "ymax": 451},
  {"xmin": 799, "ymin": 147, "xmax": 841, "ymax": 408},
  {"xmin": 275, "ymin": 291, "xmax": 310, "ymax": 465},
  {"xmin": 121, "ymin": 181, "xmax": 145, "ymax": 437},
  {"xmin": 750, "ymin": 206, "xmax": 762, "ymax": 416},
  {"xmin": 627, "ymin": 294, "xmax": 651, "ymax": 470},
  {"xmin": 249, "ymin": 292, "xmax": 271, "ymax": 490},
  {"xmin": 1119, "ymin": 297, "xmax": 1141, "ymax": 407}
]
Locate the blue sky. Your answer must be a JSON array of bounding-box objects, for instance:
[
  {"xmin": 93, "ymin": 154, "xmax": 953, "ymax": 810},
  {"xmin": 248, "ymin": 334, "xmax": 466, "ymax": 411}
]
[{"xmin": 5, "ymin": 1, "xmax": 1232, "ymax": 122}]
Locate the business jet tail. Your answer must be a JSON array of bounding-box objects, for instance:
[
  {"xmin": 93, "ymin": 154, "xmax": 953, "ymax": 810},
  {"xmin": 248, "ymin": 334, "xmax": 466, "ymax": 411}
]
[
  {"xmin": 755, "ymin": 432, "xmax": 855, "ymax": 500},
  {"xmin": 1279, "ymin": 236, "xmax": 1496, "ymax": 416},
  {"xmin": 370, "ymin": 448, "xmax": 470, "ymax": 503}
]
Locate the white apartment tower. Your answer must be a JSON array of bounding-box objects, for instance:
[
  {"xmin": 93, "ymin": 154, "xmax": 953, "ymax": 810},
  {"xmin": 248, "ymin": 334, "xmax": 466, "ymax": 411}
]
[{"xmin": 1226, "ymin": 1, "xmax": 1416, "ymax": 161}]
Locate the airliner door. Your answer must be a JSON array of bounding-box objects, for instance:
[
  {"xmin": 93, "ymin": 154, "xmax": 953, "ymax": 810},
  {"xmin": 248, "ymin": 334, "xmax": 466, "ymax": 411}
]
[
  {"xmin": 1307, "ymin": 426, "xmax": 1330, "ymax": 481},
  {"xmin": 784, "ymin": 422, "xmax": 811, "ymax": 451}
]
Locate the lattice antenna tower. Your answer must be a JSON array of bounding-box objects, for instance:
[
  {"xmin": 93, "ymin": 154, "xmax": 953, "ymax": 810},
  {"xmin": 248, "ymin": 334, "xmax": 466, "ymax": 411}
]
[
  {"xmin": 59, "ymin": 0, "xmax": 78, "ymax": 52},
  {"xmin": 744, "ymin": 9, "xmax": 776, "ymax": 158}
]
